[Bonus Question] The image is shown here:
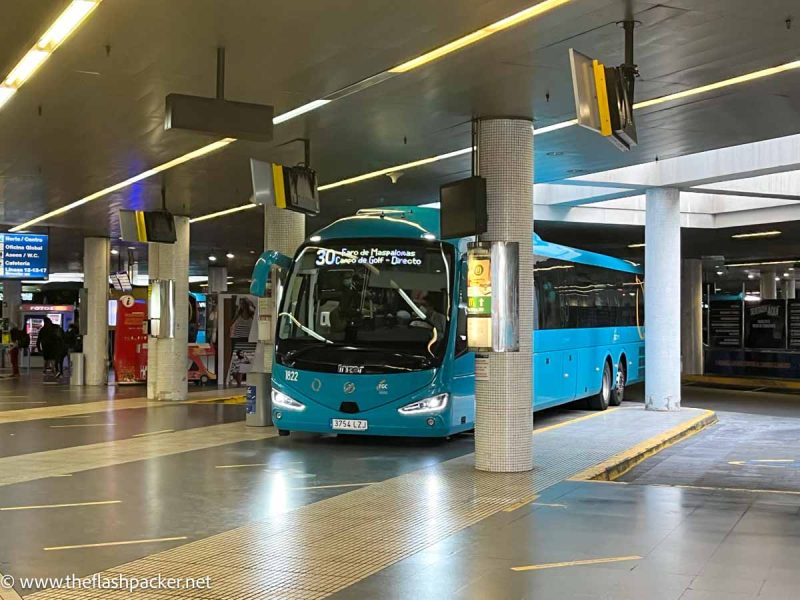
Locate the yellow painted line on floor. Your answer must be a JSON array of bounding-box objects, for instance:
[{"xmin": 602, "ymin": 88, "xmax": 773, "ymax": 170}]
[
  {"xmin": 290, "ymin": 482, "xmax": 378, "ymax": 490},
  {"xmin": 534, "ymin": 408, "xmax": 619, "ymax": 435},
  {"xmin": 512, "ymin": 555, "xmax": 642, "ymax": 572},
  {"xmin": 215, "ymin": 463, "xmax": 272, "ymax": 469},
  {"xmin": 50, "ymin": 474, "xmax": 73, "ymax": 478},
  {"xmin": 1, "ymin": 500, "xmax": 121, "ymax": 511},
  {"xmin": 0, "ymin": 401, "xmax": 46, "ymax": 405},
  {"xmin": 0, "ymin": 569, "xmax": 23, "ymax": 600},
  {"xmin": 132, "ymin": 429, "xmax": 174, "ymax": 438},
  {"xmin": 47, "ymin": 422, "xmax": 109, "ymax": 429},
  {"xmin": 503, "ymin": 495, "xmax": 538, "ymax": 512},
  {"xmin": 652, "ymin": 483, "xmax": 800, "ymax": 496},
  {"xmin": 569, "ymin": 409, "xmax": 717, "ymax": 482},
  {"xmin": 44, "ymin": 536, "xmax": 188, "ymax": 551}
]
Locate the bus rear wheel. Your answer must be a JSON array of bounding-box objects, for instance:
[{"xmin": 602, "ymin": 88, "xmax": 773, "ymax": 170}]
[
  {"xmin": 587, "ymin": 361, "xmax": 612, "ymax": 411},
  {"xmin": 609, "ymin": 362, "xmax": 625, "ymax": 406}
]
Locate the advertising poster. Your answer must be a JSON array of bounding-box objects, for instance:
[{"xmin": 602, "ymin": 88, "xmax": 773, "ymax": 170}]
[
  {"xmin": 708, "ymin": 301, "xmax": 743, "ymax": 348},
  {"xmin": 744, "ymin": 300, "xmax": 785, "ymax": 349},
  {"xmin": 224, "ymin": 295, "xmax": 256, "ymax": 387},
  {"xmin": 113, "ymin": 295, "xmax": 148, "ymax": 384}
]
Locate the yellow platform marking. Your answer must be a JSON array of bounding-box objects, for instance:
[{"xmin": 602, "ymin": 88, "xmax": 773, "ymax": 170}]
[
  {"xmin": 570, "ymin": 409, "xmax": 717, "ymax": 481},
  {"xmin": 44, "ymin": 536, "xmax": 187, "ymax": 551},
  {"xmin": 290, "ymin": 482, "xmax": 378, "ymax": 491},
  {"xmin": 503, "ymin": 495, "xmax": 538, "ymax": 512},
  {"xmin": 50, "ymin": 423, "xmax": 112, "ymax": 428},
  {"xmin": 534, "ymin": 408, "xmax": 619, "ymax": 435},
  {"xmin": 215, "ymin": 463, "xmax": 271, "ymax": 469},
  {"xmin": 0, "ymin": 401, "xmax": 46, "ymax": 405},
  {"xmin": 683, "ymin": 374, "xmax": 800, "ymax": 391},
  {"xmin": 0, "ymin": 569, "xmax": 23, "ymax": 600},
  {"xmin": 512, "ymin": 555, "xmax": 642, "ymax": 572},
  {"xmin": 132, "ymin": 429, "xmax": 174, "ymax": 438},
  {"xmin": 650, "ymin": 483, "xmax": 800, "ymax": 496},
  {"xmin": 1, "ymin": 500, "xmax": 121, "ymax": 511}
]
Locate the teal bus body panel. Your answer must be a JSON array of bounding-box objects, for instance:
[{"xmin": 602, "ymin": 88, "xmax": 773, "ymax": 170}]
[{"xmin": 269, "ymin": 206, "xmax": 644, "ymax": 438}]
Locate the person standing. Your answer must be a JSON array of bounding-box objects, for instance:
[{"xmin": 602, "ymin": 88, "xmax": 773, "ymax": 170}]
[{"xmin": 9, "ymin": 327, "xmax": 22, "ymax": 377}]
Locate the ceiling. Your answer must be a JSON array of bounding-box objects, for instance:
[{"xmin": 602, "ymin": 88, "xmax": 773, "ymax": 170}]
[{"xmin": 3, "ymin": 0, "xmax": 800, "ymax": 281}]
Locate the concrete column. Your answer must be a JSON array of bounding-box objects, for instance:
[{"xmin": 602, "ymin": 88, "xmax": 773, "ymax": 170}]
[
  {"xmin": 782, "ymin": 277, "xmax": 795, "ymax": 300},
  {"xmin": 645, "ymin": 188, "xmax": 681, "ymax": 411},
  {"xmin": 474, "ymin": 118, "xmax": 534, "ymax": 473},
  {"xmin": 257, "ymin": 205, "xmax": 304, "ymax": 373},
  {"xmin": 760, "ymin": 270, "xmax": 777, "ymax": 299},
  {"xmin": 147, "ymin": 216, "xmax": 190, "ymax": 401},
  {"xmin": 681, "ymin": 259, "xmax": 703, "ymax": 375},
  {"xmin": 83, "ymin": 237, "xmax": 110, "ymax": 386},
  {"xmin": 3, "ymin": 280, "xmax": 22, "ymax": 327}
]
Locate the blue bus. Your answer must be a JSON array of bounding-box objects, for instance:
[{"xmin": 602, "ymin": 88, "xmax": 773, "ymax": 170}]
[{"xmin": 261, "ymin": 206, "xmax": 644, "ymax": 438}]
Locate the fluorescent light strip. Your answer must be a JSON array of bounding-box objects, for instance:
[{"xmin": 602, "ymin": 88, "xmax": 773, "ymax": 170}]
[
  {"xmin": 627, "ymin": 243, "xmax": 645, "ymax": 248},
  {"xmin": 10, "ymin": 138, "xmax": 234, "ymax": 232},
  {"xmin": 317, "ymin": 147, "xmax": 473, "ymax": 191},
  {"xmin": 273, "ymin": 99, "xmax": 331, "ymax": 125},
  {"xmin": 2, "ymin": 1, "xmax": 101, "ymax": 93},
  {"xmin": 189, "ymin": 203, "xmax": 257, "ymax": 224},
  {"xmin": 727, "ymin": 259, "xmax": 797, "ymax": 268},
  {"xmin": 389, "ymin": 0, "xmax": 573, "ymax": 73},
  {"xmin": 731, "ymin": 230, "xmax": 782, "ymax": 239}
]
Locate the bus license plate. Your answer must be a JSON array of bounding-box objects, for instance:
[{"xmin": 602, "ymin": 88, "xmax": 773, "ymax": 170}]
[{"xmin": 331, "ymin": 419, "xmax": 368, "ymax": 431}]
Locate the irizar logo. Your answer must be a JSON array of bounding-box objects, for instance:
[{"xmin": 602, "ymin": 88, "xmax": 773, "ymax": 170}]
[
  {"xmin": 376, "ymin": 380, "xmax": 389, "ymax": 395},
  {"xmin": 338, "ymin": 365, "xmax": 364, "ymax": 374},
  {"xmin": 343, "ymin": 382, "xmax": 356, "ymax": 394}
]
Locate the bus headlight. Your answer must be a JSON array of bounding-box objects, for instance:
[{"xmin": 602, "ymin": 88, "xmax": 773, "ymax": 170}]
[
  {"xmin": 398, "ymin": 393, "xmax": 448, "ymax": 415},
  {"xmin": 272, "ymin": 389, "xmax": 305, "ymax": 411}
]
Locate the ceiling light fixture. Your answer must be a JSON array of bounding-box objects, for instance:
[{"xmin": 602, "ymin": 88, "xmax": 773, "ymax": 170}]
[
  {"xmin": 10, "ymin": 137, "xmax": 235, "ymax": 231},
  {"xmin": 317, "ymin": 147, "xmax": 473, "ymax": 191},
  {"xmin": 226, "ymin": 252, "xmax": 235, "ymax": 259},
  {"xmin": 731, "ymin": 230, "xmax": 782, "ymax": 239},
  {"xmin": 627, "ymin": 243, "xmax": 645, "ymax": 248},
  {"xmin": 110, "ymin": 248, "xmax": 119, "ymax": 255},
  {"xmin": 208, "ymin": 255, "xmax": 217, "ymax": 262},
  {"xmin": 388, "ymin": 0, "xmax": 572, "ymax": 73},
  {"xmin": 1, "ymin": 1, "xmax": 102, "ymax": 106},
  {"xmin": 727, "ymin": 259, "xmax": 798, "ymax": 267},
  {"xmin": 272, "ymin": 100, "xmax": 331, "ymax": 125},
  {"xmin": 189, "ymin": 203, "xmax": 256, "ymax": 224}
]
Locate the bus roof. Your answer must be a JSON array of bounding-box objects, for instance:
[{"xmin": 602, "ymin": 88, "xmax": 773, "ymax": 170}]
[{"xmin": 309, "ymin": 205, "xmax": 641, "ymax": 274}]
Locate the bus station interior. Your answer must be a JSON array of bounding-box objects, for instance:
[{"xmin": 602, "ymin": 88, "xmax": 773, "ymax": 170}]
[{"xmin": 5, "ymin": 1, "xmax": 800, "ymax": 599}]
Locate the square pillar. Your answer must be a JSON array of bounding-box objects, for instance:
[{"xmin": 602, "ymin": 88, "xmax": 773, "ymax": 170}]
[
  {"xmin": 681, "ymin": 259, "xmax": 703, "ymax": 375},
  {"xmin": 147, "ymin": 216, "xmax": 190, "ymax": 401},
  {"xmin": 645, "ymin": 188, "xmax": 681, "ymax": 411},
  {"xmin": 474, "ymin": 118, "xmax": 534, "ymax": 472},
  {"xmin": 83, "ymin": 237, "xmax": 110, "ymax": 386}
]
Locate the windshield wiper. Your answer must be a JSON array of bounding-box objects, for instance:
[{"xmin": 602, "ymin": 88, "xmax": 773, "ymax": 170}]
[{"xmin": 278, "ymin": 312, "xmax": 334, "ymax": 344}]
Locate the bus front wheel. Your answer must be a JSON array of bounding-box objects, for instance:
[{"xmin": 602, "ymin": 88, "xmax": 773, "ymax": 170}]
[{"xmin": 587, "ymin": 361, "xmax": 612, "ymax": 411}]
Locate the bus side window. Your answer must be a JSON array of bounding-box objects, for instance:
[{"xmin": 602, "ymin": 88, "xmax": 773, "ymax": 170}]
[{"xmin": 455, "ymin": 259, "xmax": 469, "ymax": 356}]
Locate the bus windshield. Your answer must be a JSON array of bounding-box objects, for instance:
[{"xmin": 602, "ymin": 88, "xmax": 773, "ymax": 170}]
[{"xmin": 276, "ymin": 238, "xmax": 454, "ymax": 373}]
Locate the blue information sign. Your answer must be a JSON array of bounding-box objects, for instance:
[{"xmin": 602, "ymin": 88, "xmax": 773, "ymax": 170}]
[{"xmin": 0, "ymin": 233, "xmax": 49, "ymax": 279}]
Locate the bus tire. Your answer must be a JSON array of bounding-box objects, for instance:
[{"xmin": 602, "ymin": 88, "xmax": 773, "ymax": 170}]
[
  {"xmin": 609, "ymin": 361, "xmax": 625, "ymax": 406},
  {"xmin": 278, "ymin": 429, "xmax": 290, "ymax": 437},
  {"xmin": 587, "ymin": 361, "xmax": 612, "ymax": 411}
]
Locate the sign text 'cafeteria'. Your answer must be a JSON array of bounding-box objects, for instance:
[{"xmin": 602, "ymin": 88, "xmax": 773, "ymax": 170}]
[{"xmin": 0, "ymin": 233, "xmax": 49, "ymax": 279}]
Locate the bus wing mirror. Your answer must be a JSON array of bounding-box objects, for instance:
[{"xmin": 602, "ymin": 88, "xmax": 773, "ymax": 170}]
[{"xmin": 250, "ymin": 250, "xmax": 292, "ymax": 297}]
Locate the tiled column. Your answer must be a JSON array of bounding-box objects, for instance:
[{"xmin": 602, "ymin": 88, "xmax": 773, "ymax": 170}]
[
  {"xmin": 681, "ymin": 259, "xmax": 703, "ymax": 375},
  {"xmin": 645, "ymin": 188, "xmax": 681, "ymax": 411},
  {"xmin": 760, "ymin": 270, "xmax": 777, "ymax": 300},
  {"xmin": 475, "ymin": 118, "xmax": 534, "ymax": 473},
  {"xmin": 147, "ymin": 216, "xmax": 190, "ymax": 401},
  {"xmin": 257, "ymin": 205, "xmax": 304, "ymax": 373},
  {"xmin": 83, "ymin": 237, "xmax": 110, "ymax": 386},
  {"xmin": 3, "ymin": 280, "xmax": 21, "ymax": 327}
]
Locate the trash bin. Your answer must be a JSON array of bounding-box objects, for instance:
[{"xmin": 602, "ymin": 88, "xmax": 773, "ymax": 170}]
[
  {"xmin": 245, "ymin": 371, "xmax": 271, "ymax": 427},
  {"xmin": 70, "ymin": 352, "xmax": 84, "ymax": 386}
]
